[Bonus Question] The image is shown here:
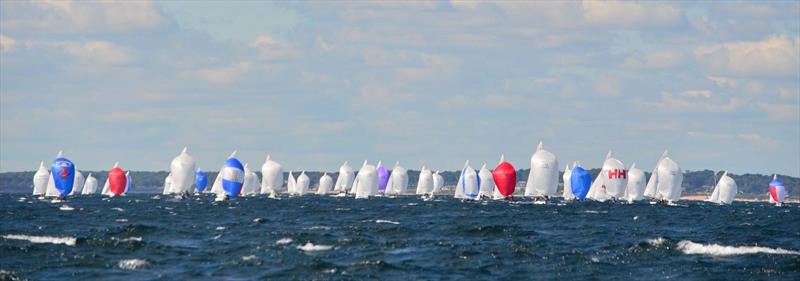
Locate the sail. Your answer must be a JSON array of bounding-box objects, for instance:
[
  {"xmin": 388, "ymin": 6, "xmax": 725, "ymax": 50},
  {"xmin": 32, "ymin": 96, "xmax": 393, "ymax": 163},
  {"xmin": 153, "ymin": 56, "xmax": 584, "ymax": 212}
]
[
  {"xmin": 70, "ymin": 170, "xmax": 85, "ymax": 196},
  {"xmin": 45, "ymin": 172, "xmax": 58, "ymax": 197},
  {"xmin": 453, "ymin": 161, "xmax": 468, "ymax": 199},
  {"xmin": 101, "ymin": 173, "xmax": 111, "ymax": 196},
  {"xmin": 707, "ymin": 171, "xmax": 721, "ymax": 203},
  {"xmin": 124, "ymin": 171, "xmax": 131, "ymax": 194},
  {"xmin": 169, "ymin": 147, "xmax": 196, "ymax": 194},
  {"xmin": 108, "ymin": 164, "xmax": 127, "ymax": 196},
  {"xmin": 376, "ymin": 162, "xmax": 390, "ymax": 193},
  {"xmin": 477, "ymin": 164, "xmax": 495, "ymax": 198},
  {"xmin": 493, "ymin": 155, "xmax": 516, "ymax": 197},
  {"xmin": 587, "ymin": 152, "xmax": 627, "ymax": 201},
  {"xmin": 333, "ymin": 161, "xmax": 355, "ymax": 193},
  {"xmin": 260, "ymin": 155, "xmax": 283, "ymax": 194},
  {"xmin": 644, "ymin": 150, "xmax": 668, "ymax": 199},
  {"xmin": 82, "ymin": 173, "xmax": 98, "ymax": 195},
  {"xmin": 221, "ymin": 156, "xmax": 245, "ymax": 197},
  {"xmin": 287, "ymin": 171, "xmax": 296, "ymax": 195},
  {"xmin": 46, "ymin": 153, "xmax": 75, "ymax": 197},
  {"xmin": 195, "ymin": 169, "xmax": 208, "ymax": 193},
  {"xmin": 524, "ymin": 142, "xmax": 559, "ymax": 197},
  {"xmin": 354, "ymin": 162, "xmax": 378, "ymax": 199},
  {"xmin": 211, "ymin": 151, "xmax": 237, "ymax": 195},
  {"xmin": 32, "ymin": 161, "xmax": 49, "ymax": 196},
  {"xmin": 656, "ymin": 157, "xmax": 683, "ymax": 202},
  {"xmin": 294, "ymin": 171, "xmax": 309, "ymax": 196},
  {"xmin": 768, "ymin": 175, "xmax": 787, "ymax": 204},
  {"xmin": 714, "ymin": 171, "xmax": 737, "ymax": 204},
  {"xmin": 570, "ymin": 166, "xmax": 591, "ymax": 200},
  {"xmin": 162, "ymin": 174, "xmax": 173, "ymax": 195},
  {"xmin": 317, "ymin": 173, "xmax": 334, "ymax": 195},
  {"xmin": 624, "ymin": 163, "xmax": 645, "ymax": 202},
  {"xmin": 416, "ymin": 167, "xmax": 433, "ymax": 195},
  {"xmin": 241, "ymin": 164, "xmax": 259, "ymax": 196},
  {"xmin": 388, "ymin": 163, "xmax": 408, "ymax": 195},
  {"xmin": 432, "ymin": 171, "xmax": 444, "ymax": 194},
  {"xmin": 562, "ymin": 164, "xmax": 574, "ymax": 200}
]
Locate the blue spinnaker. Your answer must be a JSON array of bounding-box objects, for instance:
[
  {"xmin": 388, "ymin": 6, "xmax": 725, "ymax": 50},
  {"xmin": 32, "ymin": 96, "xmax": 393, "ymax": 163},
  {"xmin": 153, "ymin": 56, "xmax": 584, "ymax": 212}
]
[
  {"xmin": 570, "ymin": 166, "xmax": 591, "ymax": 200},
  {"xmin": 51, "ymin": 157, "xmax": 75, "ymax": 196},
  {"xmin": 221, "ymin": 158, "xmax": 244, "ymax": 197},
  {"xmin": 195, "ymin": 170, "xmax": 208, "ymax": 192}
]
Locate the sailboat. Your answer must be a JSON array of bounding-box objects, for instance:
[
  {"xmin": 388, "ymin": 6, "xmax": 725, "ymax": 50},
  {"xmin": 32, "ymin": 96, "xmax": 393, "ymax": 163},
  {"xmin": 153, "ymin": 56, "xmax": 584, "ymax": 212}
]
[
  {"xmin": 561, "ymin": 164, "xmax": 574, "ymax": 201},
  {"xmin": 45, "ymin": 151, "xmax": 76, "ymax": 198},
  {"xmin": 162, "ymin": 174, "xmax": 172, "ymax": 195},
  {"xmin": 317, "ymin": 173, "xmax": 334, "ymax": 195},
  {"xmin": 81, "ymin": 173, "xmax": 98, "ymax": 195},
  {"xmin": 260, "ymin": 155, "xmax": 283, "ymax": 195},
  {"xmin": 570, "ymin": 165, "xmax": 591, "ymax": 200},
  {"xmin": 241, "ymin": 163, "xmax": 260, "ymax": 196},
  {"xmin": 354, "ymin": 161, "xmax": 378, "ymax": 199},
  {"xmin": 524, "ymin": 142, "xmax": 559, "ymax": 199},
  {"xmin": 477, "ymin": 164, "xmax": 495, "ymax": 199},
  {"xmin": 643, "ymin": 150, "xmax": 684, "ymax": 204},
  {"xmin": 768, "ymin": 175, "xmax": 787, "ymax": 206},
  {"xmin": 69, "ymin": 170, "xmax": 85, "ymax": 196},
  {"xmin": 432, "ymin": 171, "xmax": 444, "ymax": 194},
  {"xmin": 287, "ymin": 171, "xmax": 297, "ymax": 195},
  {"xmin": 195, "ymin": 169, "xmax": 207, "ymax": 193},
  {"xmin": 32, "ymin": 161, "xmax": 49, "ymax": 196},
  {"xmin": 385, "ymin": 162, "xmax": 408, "ymax": 195},
  {"xmin": 219, "ymin": 153, "xmax": 245, "ymax": 199},
  {"xmin": 493, "ymin": 155, "xmax": 516, "ymax": 200},
  {"xmin": 416, "ymin": 166, "xmax": 434, "ymax": 196},
  {"xmin": 168, "ymin": 147, "xmax": 196, "ymax": 195},
  {"xmin": 333, "ymin": 161, "xmax": 355, "ymax": 194},
  {"xmin": 108, "ymin": 164, "xmax": 127, "ymax": 197},
  {"xmin": 453, "ymin": 161, "xmax": 479, "ymax": 200},
  {"xmin": 211, "ymin": 151, "xmax": 237, "ymax": 195},
  {"xmin": 624, "ymin": 163, "xmax": 646, "ymax": 203},
  {"xmin": 587, "ymin": 151, "xmax": 627, "ymax": 202},
  {"xmin": 295, "ymin": 171, "xmax": 310, "ymax": 196},
  {"xmin": 708, "ymin": 171, "xmax": 737, "ymax": 204},
  {"xmin": 376, "ymin": 161, "xmax": 390, "ymax": 194}
]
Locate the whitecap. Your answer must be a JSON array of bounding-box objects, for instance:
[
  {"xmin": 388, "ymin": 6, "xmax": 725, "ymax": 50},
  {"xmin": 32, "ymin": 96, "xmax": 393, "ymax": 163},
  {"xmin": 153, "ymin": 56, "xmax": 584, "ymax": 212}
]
[
  {"xmin": 122, "ymin": 237, "xmax": 143, "ymax": 242},
  {"xmin": 307, "ymin": 226, "xmax": 331, "ymax": 230},
  {"xmin": 275, "ymin": 238, "xmax": 293, "ymax": 245},
  {"xmin": 116, "ymin": 219, "xmax": 128, "ymax": 222},
  {"xmin": 584, "ymin": 210, "xmax": 600, "ymax": 214},
  {"xmin": 677, "ymin": 240, "xmax": 800, "ymax": 256},
  {"xmin": 297, "ymin": 242, "xmax": 333, "ymax": 252},
  {"xmin": 633, "ymin": 216, "xmax": 639, "ymax": 220},
  {"xmin": 407, "ymin": 203, "xmax": 418, "ymax": 206},
  {"xmin": 375, "ymin": 220, "xmax": 400, "ymax": 225},
  {"xmin": 59, "ymin": 205, "xmax": 75, "ymax": 211},
  {"xmin": 647, "ymin": 237, "xmax": 667, "ymax": 246},
  {"xmin": 118, "ymin": 259, "xmax": 148, "ymax": 270},
  {"xmin": 216, "ymin": 226, "xmax": 226, "ymax": 230},
  {"xmin": 241, "ymin": 255, "xmax": 257, "ymax": 261},
  {"xmin": 111, "ymin": 207, "xmax": 124, "ymax": 212},
  {"xmin": 3, "ymin": 234, "xmax": 76, "ymax": 246}
]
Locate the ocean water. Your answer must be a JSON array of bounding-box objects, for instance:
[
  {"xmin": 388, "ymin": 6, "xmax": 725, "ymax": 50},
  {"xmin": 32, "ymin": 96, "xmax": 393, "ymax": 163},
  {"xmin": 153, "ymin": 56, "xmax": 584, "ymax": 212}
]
[{"xmin": 1, "ymin": 194, "xmax": 798, "ymax": 280}]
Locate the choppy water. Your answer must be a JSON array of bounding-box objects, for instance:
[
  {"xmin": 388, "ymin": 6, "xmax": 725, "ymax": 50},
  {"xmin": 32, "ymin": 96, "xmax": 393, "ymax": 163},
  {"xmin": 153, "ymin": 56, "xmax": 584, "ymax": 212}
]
[{"xmin": 1, "ymin": 194, "xmax": 799, "ymax": 280}]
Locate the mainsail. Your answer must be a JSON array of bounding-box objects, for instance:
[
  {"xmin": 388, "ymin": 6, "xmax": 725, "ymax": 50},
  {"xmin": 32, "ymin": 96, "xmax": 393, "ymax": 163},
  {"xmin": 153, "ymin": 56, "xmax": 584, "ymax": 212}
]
[
  {"xmin": 70, "ymin": 170, "xmax": 85, "ymax": 196},
  {"xmin": 643, "ymin": 150, "xmax": 669, "ymax": 199},
  {"xmin": 81, "ymin": 173, "xmax": 98, "ymax": 195},
  {"xmin": 709, "ymin": 171, "xmax": 737, "ymax": 204},
  {"xmin": 432, "ymin": 171, "xmax": 444, "ymax": 194},
  {"xmin": 656, "ymin": 156, "xmax": 683, "ymax": 203}
]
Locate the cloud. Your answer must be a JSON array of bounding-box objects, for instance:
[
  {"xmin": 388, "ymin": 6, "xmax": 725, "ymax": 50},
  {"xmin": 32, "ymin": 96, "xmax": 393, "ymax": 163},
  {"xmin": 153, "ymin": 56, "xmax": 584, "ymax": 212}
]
[
  {"xmin": 250, "ymin": 35, "xmax": 299, "ymax": 60},
  {"xmin": 634, "ymin": 91, "xmax": 743, "ymax": 113},
  {"xmin": 623, "ymin": 50, "xmax": 685, "ymax": 70},
  {"xmin": 680, "ymin": 90, "xmax": 712, "ymax": 98},
  {"xmin": 687, "ymin": 131, "xmax": 778, "ymax": 148},
  {"xmin": 706, "ymin": 76, "xmax": 738, "ymax": 88},
  {"xmin": 185, "ymin": 62, "xmax": 253, "ymax": 84},
  {"xmin": 0, "ymin": 0, "xmax": 165, "ymax": 34},
  {"xmin": 60, "ymin": 41, "xmax": 134, "ymax": 65},
  {"xmin": 0, "ymin": 34, "xmax": 15, "ymax": 52},
  {"xmin": 758, "ymin": 103, "xmax": 800, "ymax": 122},
  {"xmin": 356, "ymin": 85, "xmax": 414, "ymax": 106},
  {"xmin": 594, "ymin": 75, "xmax": 621, "ymax": 97},
  {"xmin": 581, "ymin": 1, "xmax": 682, "ymax": 28},
  {"xmin": 738, "ymin": 133, "xmax": 778, "ymax": 148},
  {"xmin": 694, "ymin": 35, "xmax": 800, "ymax": 77},
  {"xmin": 396, "ymin": 53, "xmax": 460, "ymax": 80}
]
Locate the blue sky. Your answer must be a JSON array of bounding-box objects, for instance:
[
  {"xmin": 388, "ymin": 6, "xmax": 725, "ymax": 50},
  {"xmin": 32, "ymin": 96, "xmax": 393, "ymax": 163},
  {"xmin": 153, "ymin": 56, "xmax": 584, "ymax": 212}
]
[{"xmin": 1, "ymin": 1, "xmax": 798, "ymax": 176}]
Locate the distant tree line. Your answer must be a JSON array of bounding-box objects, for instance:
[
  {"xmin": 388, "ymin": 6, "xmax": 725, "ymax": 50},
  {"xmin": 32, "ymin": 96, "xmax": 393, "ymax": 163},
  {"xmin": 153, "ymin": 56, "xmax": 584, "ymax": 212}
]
[{"xmin": 0, "ymin": 169, "xmax": 795, "ymax": 197}]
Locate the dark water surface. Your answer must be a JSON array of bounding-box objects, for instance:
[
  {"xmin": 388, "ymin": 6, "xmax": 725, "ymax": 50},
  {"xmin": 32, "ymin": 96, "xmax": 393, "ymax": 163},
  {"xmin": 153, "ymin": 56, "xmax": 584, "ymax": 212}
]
[{"xmin": 1, "ymin": 194, "xmax": 798, "ymax": 280}]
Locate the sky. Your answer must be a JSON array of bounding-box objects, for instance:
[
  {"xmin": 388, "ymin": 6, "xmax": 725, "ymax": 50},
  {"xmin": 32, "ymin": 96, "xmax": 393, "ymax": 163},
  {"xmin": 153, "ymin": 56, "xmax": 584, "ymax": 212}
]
[{"xmin": 1, "ymin": 1, "xmax": 798, "ymax": 176}]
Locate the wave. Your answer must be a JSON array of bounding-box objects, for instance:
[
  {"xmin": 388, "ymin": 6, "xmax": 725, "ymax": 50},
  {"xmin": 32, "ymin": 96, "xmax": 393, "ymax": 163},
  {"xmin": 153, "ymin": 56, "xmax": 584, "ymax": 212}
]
[
  {"xmin": 2, "ymin": 234, "xmax": 76, "ymax": 246},
  {"xmin": 118, "ymin": 259, "xmax": 149, "ymax": 270},
  {"xmin": 677, "ymin": 240, "xmax": 800, "ymax": 256},
  {"xmin": 59, "ymin": 205, "xmax": 75, "ymax": 211},
  {"xmin": 275, "ymin": 238, "xmax": 293, "ymax": 245},
  {"xmin": 647, "ymin": 237, "xmax": 667, "ymax": 246},
  {"xmin": 297, "ymin": 242, "xmax": 333, "ymax": 252},
  {"xmin": 375, "ymin": 220, "xmax": 400, "ymax": 225},
  {"xmin": 241, "ymin": 255, "xmax": 257, "ymax": 261}
]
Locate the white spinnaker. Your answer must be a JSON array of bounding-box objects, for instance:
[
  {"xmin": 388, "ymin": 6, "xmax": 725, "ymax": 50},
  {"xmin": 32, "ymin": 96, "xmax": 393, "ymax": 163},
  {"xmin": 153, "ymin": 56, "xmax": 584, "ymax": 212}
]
[
  {"xmin": 525, "ymin": 142, "xmax": 559, "ymax": 197},
  {"xmin": 388, "ymin": 163, "xmax": 408, "ymax": 195},
  {"xmin": 416, "ymin": 167, "xmax": 433, "ymax": 195},
  {"xmin": 354, "ymin": 162, "xmax": 378, "ymax": 199},
  {"xmin": 241, "ymin": 164, "xmax": 259, "ymax": 196},
  {"xmin": 287, "ymin": 171, "xmax": 296, "ymax": 195},
  {"xmin": 587, "ymin": 152, "xmax": 627, "ymax": 201},
  {"xmin": 432, "ymin": 171, "xmax": 444, "ymax": 194},
  {"xmin": 333, "ymin": 161, "xmax": 354, "ymax": 193},
  {"xmin": 211, "ymin": 151, "xmax": 236, "ymax": 195},
  {"xmin": 562, "ymin": 164, "xmax": 574, "ymax": 200},
  {"xmin": 656, "ymin": 157, "xmax": 683, "ymax": 202},
  {"xmin": 169, "ymin": 147, "xmax": 196, "ymax": 194},
  {"xmin": 70, "ymin": 170, "xmax": 85, "ymax": 196},
  {"xmin": 317, "ymin": 173, "xmax": 333, "ymax": 195},
  {"xmin": 82, "ymin": 173, "xmax": 98, "ymax": 194},
  {"xmin": 296, "ymin": 171, "xmax": 310, "ymax": 196},
  {"xmin": 477, "ymin": 164, "xmax": 495, "ymax": 198},
  {"xmin": 32, "ymin": 161, "xmax": 49, "ymax": 196},
  {"xmin": 644, "ymin": 150, "xmax": 669, "ymax": 199},
  {"xmin": 162, "ymin": 174, "xmax": 173, "ymax": 195},
  {"xmin": 260, "ymin": 155, "xmax": 283, "ymax": 194},
  {"xmin": 713, "ymin": 171, "xmax": 737, "ymax": 204},
  {"xmin": 624, "ymin": 163, "xmax": 645, "ymax": 202}
]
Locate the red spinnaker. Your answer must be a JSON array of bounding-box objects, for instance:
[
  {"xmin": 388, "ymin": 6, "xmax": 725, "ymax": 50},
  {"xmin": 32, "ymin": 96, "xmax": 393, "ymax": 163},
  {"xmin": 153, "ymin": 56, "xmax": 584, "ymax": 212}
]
[
  {"xmin": 109, "ymin": 167, "xmax": 127, "ymax": 195},
  {"xmin": 492, "ymin": 161, "xmax": 516, "ymax": 196}
]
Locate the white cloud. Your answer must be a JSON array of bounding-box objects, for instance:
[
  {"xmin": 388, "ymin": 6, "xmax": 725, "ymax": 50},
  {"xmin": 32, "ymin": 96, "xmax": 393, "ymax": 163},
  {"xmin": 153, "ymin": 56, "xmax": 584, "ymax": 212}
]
[
  {"xmin": 623, "ymin": 50, "xmax": 685, "ymax": 70},
  {"xmin": 706, "ymin": 76, "xmax": 738, "ymax": 88},
  {"xmin": 396, "ymin": 53, "xmax": 460, "ymax": 80},
  {"xmin": 680, "ymin": 90, "xmax": 712, "ymax": 98},
  {"xmin": 581, "ymin": 1, "xmax": 682, "ymax": 28},
  {"xmin": 738, "ymin": 133, "xmax": 778, "ymax": 148},
  {"xmin": 778, "ymin": 88, "xmax": 799, "ymax": 100},
  {"xmin": 758, "ymin": 103, "xmax": 800, "ymax": 122},
  {"xmin": 60, "ymin": 41, "xmax": 134, "ymax": 65},
  {"xmin": 687, "ymin": 131, "xmax": 777, "ymax": 148},
  {"xmin": 356, "ymin": 85, "xmax": 414, "ymax": 106},
  {"xmin": 694, "ymin": 35, "xmax": 800, "ymax": 77},
  {"xmin": 634, "ymin": 91, "xmax": 743, "ymax": 113},
  {"xmin": 1, "ymin": 0, "xmax": 164, "ymax": 34},
  {"xmin": 185, "ymin": 62, "xmax": 253, "ymax": 85},
  {"xmin": 0, "ymin": 34, "xmax": 15, "ymax": 52},
  {"xmin": 250, "ymin": 35, "xmax": 298, "ymax": 60},
  {"xmin": 594, "ymin": 75, "xmax": 621, "ymax": 97}
]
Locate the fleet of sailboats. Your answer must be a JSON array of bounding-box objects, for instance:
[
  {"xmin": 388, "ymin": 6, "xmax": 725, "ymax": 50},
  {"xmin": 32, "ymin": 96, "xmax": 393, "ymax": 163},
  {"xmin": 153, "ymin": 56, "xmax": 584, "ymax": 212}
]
[{"xmin": 25, "ymin": 147, "xmax": 792, "ymax": 205}]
